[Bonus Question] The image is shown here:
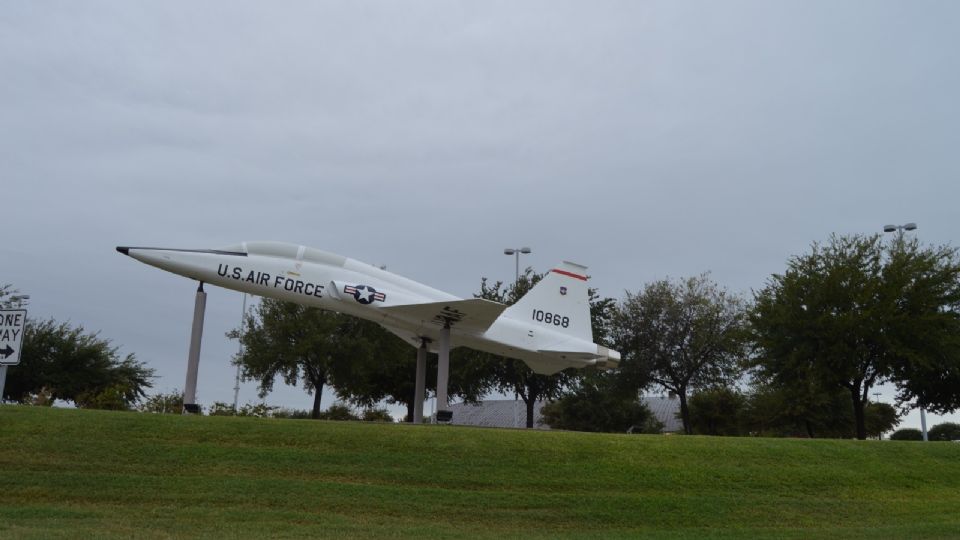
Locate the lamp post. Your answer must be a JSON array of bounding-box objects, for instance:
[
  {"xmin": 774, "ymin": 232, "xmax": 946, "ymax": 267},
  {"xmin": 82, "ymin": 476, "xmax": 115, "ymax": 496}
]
[
  {"xmin": 882, "ymin": 222, "xmax": 927, "ymax": 441},
  {"xmin": 504, "ymin": 247, "xmax": 531, "ymax": 428},
  {"xmin": 504, "ymin": 247, "xmax": 532, "ymax": 284},
  {"xmin": 233, "ymin": 293, "xmax": 247, "ymax": 412},
  {"xmin": 882, "ymin": 223, "xmax": 917, "ymax": 234}
]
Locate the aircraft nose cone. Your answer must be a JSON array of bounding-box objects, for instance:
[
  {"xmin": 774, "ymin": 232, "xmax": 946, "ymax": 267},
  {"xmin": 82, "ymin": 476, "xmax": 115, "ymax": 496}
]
[{"xmin": 116, "ymin": 246, "xmax": 130, "ymax": 255}]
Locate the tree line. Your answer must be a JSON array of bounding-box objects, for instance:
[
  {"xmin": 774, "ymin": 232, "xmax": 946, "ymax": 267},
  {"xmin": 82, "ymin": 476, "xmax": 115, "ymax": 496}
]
[
  {"xmin": 227, "ymin": 233, "xmax": 960, "ymax": 440},
  {"xmin": 4, "ymin": 232, "xmax": 960, "ymax": 441}
]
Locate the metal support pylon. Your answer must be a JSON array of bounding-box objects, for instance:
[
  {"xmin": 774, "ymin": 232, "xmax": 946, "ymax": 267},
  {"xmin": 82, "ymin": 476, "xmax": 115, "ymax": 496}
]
[
  {"xmin": 413, "ymin": 339, "xmax": 427, "ymax": 423},
  {"xmin": 183, "ymin": 282, "xmax": 206, "ymax": 414},
  {"xmin": 435, "ymin": 324, "xmax": 452, "ymax": 423}
]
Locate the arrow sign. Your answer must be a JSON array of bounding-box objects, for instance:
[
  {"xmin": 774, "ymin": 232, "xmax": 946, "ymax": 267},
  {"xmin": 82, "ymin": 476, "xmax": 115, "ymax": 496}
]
[{"xmin": 0, "ymin": 309, "xmax": 27, "ymax": 366}]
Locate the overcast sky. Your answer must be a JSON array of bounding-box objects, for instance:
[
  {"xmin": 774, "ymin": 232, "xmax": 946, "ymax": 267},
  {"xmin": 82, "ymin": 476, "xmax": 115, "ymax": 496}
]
[{"xmin": 3, "ymin": 1, "xmax": 958, "ymax": 427}]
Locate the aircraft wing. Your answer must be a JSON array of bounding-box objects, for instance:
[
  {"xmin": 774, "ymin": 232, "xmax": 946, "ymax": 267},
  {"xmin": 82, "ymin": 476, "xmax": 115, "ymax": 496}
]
[{"xmin": 381, "ymin": 299, "xmax": 506, "ymax": 334}]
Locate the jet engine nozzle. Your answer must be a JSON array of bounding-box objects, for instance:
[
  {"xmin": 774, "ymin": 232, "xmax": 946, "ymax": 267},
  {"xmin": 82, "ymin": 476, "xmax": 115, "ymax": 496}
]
[{"xmin": 592, "ymin": 346, "xmax": 621, "ymax": 370}]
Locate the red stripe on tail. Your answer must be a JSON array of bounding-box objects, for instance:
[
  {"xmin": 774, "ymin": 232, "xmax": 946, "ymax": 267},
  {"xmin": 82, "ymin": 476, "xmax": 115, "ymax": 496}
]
[{"xmin": 551, "ymin": 269, "xmax": 587, "ymax": 281}]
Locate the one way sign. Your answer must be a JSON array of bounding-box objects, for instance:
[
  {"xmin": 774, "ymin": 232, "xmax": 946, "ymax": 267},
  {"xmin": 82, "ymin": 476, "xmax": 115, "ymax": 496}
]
[{"xmin": 0, "ymin": 309, "xmax": 27, "ymax": 366}]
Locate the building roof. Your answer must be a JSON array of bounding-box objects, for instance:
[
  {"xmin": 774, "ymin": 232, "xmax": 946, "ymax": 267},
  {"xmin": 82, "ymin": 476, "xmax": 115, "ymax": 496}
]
[
  {"xmin": 642, "ymin": 396, "xmax": 685, "ymax": 433},
  {"xmin": 450, "ymin": 399, "xmax": 549, "ymax": 429},
  {"xmin": 448, "ymin": 396, "xmax": 683, "ymax": 432}
]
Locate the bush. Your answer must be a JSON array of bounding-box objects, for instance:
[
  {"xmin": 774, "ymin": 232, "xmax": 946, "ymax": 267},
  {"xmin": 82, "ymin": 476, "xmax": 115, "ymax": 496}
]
[
  {"xmin": 362, "ymin": 408, "xmax": 394, "ymax": 422},
  {"xmin": 272, "ymin": 408, "xmax": 312, "ymax": 419},
  {"xmin": 541, "ymin": 377, "xmax": 661, "ymax": 433},
  {"xmin": 139, "ymin": 391, "xmax": 183, "ymax": 414},
  {"xmin": 865, "ymin": 402, "xmax": 900, "ymax": 439},
  {"xmin": 207, "ymin": 402, "xmax": 236, "ymax": 416},
  {"xmin": 76, "ymin": 384, "xmax": 131, "ymax": 411},
  {"xmin": 320, "ymin": 404, "xmax": 359, "ymax": 421},
  {"xmin": 890, "ymin": 428, "xmax": 923, "ymax": 441},
  {"xmin": 236, "ymin": 403, "xmax": 276, "ymax": 418},
  {"xmin": 928, "ymin": 422, "xmax": 960, "ymax": 442},
  {"xmin": 9, "ymin": 318, "xmax": 153, "ymax": 407},
  {"xmin": 688, "ymin": 387, "xmax": 746, "ymax": 436}
]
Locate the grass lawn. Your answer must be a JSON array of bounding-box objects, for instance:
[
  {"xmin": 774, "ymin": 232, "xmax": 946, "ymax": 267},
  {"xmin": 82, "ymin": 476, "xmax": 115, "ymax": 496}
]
[{"xmin": 1, "ymin": 405, "xmax": 958, "ymax": 539}]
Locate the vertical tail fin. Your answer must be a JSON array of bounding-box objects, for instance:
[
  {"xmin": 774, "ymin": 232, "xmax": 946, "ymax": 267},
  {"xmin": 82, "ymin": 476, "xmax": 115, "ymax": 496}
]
[{"xmin": 502, "ymin": 261, "xmax": 593, "ymax": 342}]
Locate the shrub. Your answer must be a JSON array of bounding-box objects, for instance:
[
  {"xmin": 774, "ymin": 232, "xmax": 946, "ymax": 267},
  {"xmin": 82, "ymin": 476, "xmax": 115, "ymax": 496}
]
[
  {"xmin": 688, "ymin": 387, "xmax": 746, "ymax": 436},
  {"xmin": 76, "ymin": 384, "xmax": 131, "ymax": 411},
  {"xmin": 139, "ymin": 391, "xmax": 183, "ymax": 414},
  {"xmin": 207, "ymin": 402, "xmax": 236, "ymax": 416},
  {"xmin": 236, "ymin": 403, "xmax": 276, "ymax": 418},
  {"xmin": 541, "ymin": 377, "xmax": 661, "ymax": 434},
  {"xmin": 890, "ymin": 428, "xmax": 923, "ymax": 441},
  {"xmin": 321, "ymin": 404, "xmax": 359, "ymax": 421},
  {"xmin": 362, "ymin": 408, "xmax": 394, "ymax": 422},
  {"xmin": 928, "ymin": 422, "xmax": 960, "ymax": 442},
  {"xmin": 272, "ymin": 408, "xmax": 312, "ymax": 419}
]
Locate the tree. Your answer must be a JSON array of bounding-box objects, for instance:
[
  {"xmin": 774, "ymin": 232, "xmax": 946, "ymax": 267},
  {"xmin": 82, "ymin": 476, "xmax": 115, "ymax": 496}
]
[
  {"xmin": 742, "ymin": 382, "xmax": 899, "ymax": 439},
  {"xmin": 541, "ymin": 373, "xmax": 661, "ymax": 433},
  {"xmin": 884, "ymin": 238, "xmax": 960, "ymax": 414},
  {"xmin": 324, "ymin": 316, "xmax": 424, "ymax": 421},
  {"xmin": 928, "ymin": 422, "xmax": 960, "ymax": 441},
  {"xmin": 864, "ymin": 402, "xmax": 899, "ymax": 439},
  {"xmin": 5, "ymin": 318, "xmax": 153, "ymax": 408},
  {"xmin": 687, "ymin": 387, "xmax": 747, "ymax": 436},
  {"xmin": 232, "ymin": 299, "xmax": 475, "ymax": 422},
  {"xmin": 614, "ymin": 274, "xmax": 747, "ymax": 434},
  {"xmin": 743, "ymin": 377, "xmax": 849, "ymax": 438},
  {"xmin": 231, "ymin": 298, "xmax": 367, "ymax": 419},
  {"xmin": 750, "ymin": 234, "xmax": 960, "ymax": 439},
  {"xmin": 890, "ymin": 428, "xmax": 923, "ymax": 441}
]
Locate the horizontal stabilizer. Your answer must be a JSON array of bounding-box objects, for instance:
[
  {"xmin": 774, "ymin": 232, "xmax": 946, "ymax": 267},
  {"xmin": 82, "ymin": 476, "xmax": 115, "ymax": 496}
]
[
  {"xmin": 536, "ymin": 350, "xmax": 600, "ymax": 361},
  {"xmin": 521, "ymin": 355, "xmax": 585, "ymax": 375},
  {"xmin": 382, "ymin": 299, "xmax": 506, "ymax": 334},
  {"xmin": 532, "ymin": 346, "xmax": 621, "ymax": 373}
]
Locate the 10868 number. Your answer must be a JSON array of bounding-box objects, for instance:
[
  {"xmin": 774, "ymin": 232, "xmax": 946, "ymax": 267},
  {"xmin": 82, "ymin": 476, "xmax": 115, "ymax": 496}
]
[{"xmin": 532, "ymin": 309, "xmax": 569, "ymax": 328}]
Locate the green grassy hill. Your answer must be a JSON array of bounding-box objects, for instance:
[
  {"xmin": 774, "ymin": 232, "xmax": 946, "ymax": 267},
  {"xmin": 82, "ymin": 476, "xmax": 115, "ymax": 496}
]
[{"xmin": 1, "ymin": 406, "xmax": 958, "ymax": 539}]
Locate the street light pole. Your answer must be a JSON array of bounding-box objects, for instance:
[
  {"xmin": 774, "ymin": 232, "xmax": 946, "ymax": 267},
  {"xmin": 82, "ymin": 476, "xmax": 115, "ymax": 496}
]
[
  {"xmin": 882, "ymin": 222, "xmax": 927, "ymax": 441},
  {"xmin": 503, "ymin": 247, "xmax": 532, "ymax": 284},
  {"xmin": 233, "ymin": 293, "xmax": 247, "ymax": 412}
]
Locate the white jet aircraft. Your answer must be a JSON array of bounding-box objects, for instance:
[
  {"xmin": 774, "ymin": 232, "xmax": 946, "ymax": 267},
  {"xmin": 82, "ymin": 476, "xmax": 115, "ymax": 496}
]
[{"xmin": 117, "ymin": 241, "xmax": 619, "ymax": 420}]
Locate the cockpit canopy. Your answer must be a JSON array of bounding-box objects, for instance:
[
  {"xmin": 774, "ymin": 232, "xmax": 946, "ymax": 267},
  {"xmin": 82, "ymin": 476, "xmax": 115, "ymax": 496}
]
[{"xmin": 218, "ymin": 241, "xmax": 347, "ymax": 268}]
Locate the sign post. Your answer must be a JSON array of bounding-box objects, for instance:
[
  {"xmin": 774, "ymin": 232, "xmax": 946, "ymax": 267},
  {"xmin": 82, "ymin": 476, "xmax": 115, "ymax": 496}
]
[{"xmin": 0, "ymin": 309, "xmax": 28, "ymax": 401}]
